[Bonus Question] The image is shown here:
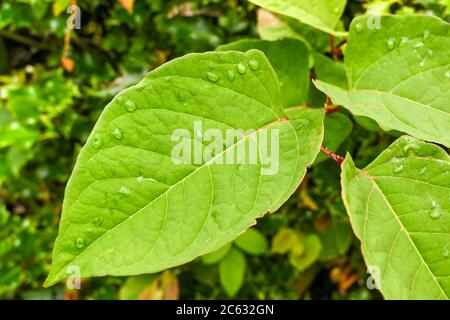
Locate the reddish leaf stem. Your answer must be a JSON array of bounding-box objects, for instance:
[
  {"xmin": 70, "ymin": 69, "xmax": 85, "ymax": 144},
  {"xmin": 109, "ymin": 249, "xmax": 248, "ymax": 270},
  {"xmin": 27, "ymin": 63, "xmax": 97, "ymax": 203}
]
[{"xmin": 320, "ymin": 146, "xmax": 345, "ymax": 165}]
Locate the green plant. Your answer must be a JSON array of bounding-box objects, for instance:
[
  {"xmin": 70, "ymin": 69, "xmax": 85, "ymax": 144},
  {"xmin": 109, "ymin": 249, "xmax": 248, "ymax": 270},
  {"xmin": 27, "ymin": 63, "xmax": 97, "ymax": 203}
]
[{"xmin": 3, "ymin": 0, "xmax": 446, "ymax": 300}]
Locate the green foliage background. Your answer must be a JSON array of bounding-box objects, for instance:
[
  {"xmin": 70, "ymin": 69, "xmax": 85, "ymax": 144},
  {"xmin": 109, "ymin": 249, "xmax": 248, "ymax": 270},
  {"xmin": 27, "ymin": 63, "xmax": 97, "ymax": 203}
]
[{"xmin": 0, "ymin": 0, "xmax": 448, "ymax": 299}]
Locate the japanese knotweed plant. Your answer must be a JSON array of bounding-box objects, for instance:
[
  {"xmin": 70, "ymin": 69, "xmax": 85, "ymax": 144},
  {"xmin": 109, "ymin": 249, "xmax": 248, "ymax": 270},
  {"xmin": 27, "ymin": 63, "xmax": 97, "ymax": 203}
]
[{"xmin": 46, "ymin": 2, "xmax": 450, "ymax": 300}]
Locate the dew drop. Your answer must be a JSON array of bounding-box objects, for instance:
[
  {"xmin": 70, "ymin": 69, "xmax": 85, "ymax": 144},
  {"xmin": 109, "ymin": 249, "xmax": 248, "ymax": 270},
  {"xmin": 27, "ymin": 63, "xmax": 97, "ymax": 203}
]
[
  {"xmin": 419, "ymin": 59, "xmax": 426, "ymax": 67},
  {"xmin": 237, "ymin": 62, "xmax": 247, "ymax": 74},
  {"xmin": 125, "ymin": 100, "xmax": 136, "ymax": 112},
  {"xmin": 75, "ymin": 237, "xmax": 85, "ymax": 249},
  {"xmin": 419, "ymin": 167, "xmax": 427, "ymax": 175},
  {"xmin": 399, "ymin": 37, "xmax": 409, "ymax": 47},
  {"xmin": 92, "ymin": 135, "xmax": 102, "ymax": 149},
  {"xmin": 86, "ymin": 228, "xmax": 93, "ymax": 235},
  {"xmin": 112, "ymin": 127, "xmax": 123, "ymax": 140},
  {"xmin": 355, "ymin": 22, "xmax": 363, "ymax": 33},
  {"xmin": 94, "ymin": 216, "xmax": 103, "ymax": 226},
  {"xmin": 227, "ymin": 70, "xmax": 236, "ymax": 82},
  {"xmin": 423, "ymin": 30, "xmax": 430, "ymax": 39},
  {"xmin": 444, "ymin": 246, "xmax": 449, "ymax": 259},
  {"xmin": 429, "ymin": 209, "xmax": 443, "ymax": 220},
  {"xmin": 429, "ymin": 201, "xmax": 443, "ymax": 220},
  {"xmin": 414, "ymin": 41, "xmax": 425, "ymax": 48},
  {"xmin": 118, "ymin": 185, "xmax": 131, "ymax": 197},
  {"xmin": 334, "ymin": 6, "xmax": 339, "ymax": 13},
  {"xmin": 176, "ymin": 91, "xmax": 185, "ymax": 102},
  {"xmin": 393, "ymin": 164, "xmax": 404, "ymax": 174},
  {"xmin": 207, "ymin": 71, "xmax": 219, "ymax": 82},
  {"xmin": 386, "ymin": 38, "xmax": 396, "ymax": 50},
  {"xmin": 249, "ymin": 59, "xmax": 260, "ymax": 71},
  {"xmin": 116, "ymin": 96, "xmax": 124, "ymax": 104},
  {"xmin": 445, "ymin": 70, "xmax": 450, "ymax": 78},
  {"xmin": 390, "ymin": 156, "xmax": 402, "ymax": 164}
]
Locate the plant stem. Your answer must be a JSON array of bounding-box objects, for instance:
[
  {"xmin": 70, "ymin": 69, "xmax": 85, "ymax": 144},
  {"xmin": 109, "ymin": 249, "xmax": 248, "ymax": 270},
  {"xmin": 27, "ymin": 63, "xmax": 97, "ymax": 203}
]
[
  {"xmin": 0, "ymin": 30, "xmax": 45, "ymax": 49},
  {"xmin": 329, "ymin": 35, "xmax": 341, "ymax": 60},
  {"xmin": 320, "ymin": 146, "xmax": 345, "ymax": 164}
]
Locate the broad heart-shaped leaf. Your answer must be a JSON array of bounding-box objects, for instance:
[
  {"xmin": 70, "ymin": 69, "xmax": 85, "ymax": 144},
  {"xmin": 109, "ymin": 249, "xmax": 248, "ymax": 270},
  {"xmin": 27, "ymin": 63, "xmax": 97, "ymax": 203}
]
[
  {"xmin": 341, "ymin": 136, "xmax": 450, "ymax": 299},
  {"xmin": 248, "ymin": 0, "xmax": 347, "ymax": 35},
  {"xmin": 217, "ymin": 38, "xmax": 309, "ymax": 108},
  {"xmin": 45, "ymin": 50, "xmax": 325, "ymax": 286},
  {"xmin": 315, "ymin": 15, "xmax": 450, "ymax": 147}
]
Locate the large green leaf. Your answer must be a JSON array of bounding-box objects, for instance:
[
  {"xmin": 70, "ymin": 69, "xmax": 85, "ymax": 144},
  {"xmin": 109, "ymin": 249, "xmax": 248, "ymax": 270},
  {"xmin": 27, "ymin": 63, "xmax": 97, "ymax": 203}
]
[
  {"xmin": 341, "ymin": 136, "xmax": 450, "ymax": 299},
  {"xmin": 45, "ymin": 50, "xmax": 324, "ymax": 286},
  {"xmin": 217, "ymin": 38, "xmax": 310, "ymax": 107},
  {"xmin": 248, "ymin": 0, "xmax": 347, "ymax": 35},
  {"xmin": 315, "ymin": 15, "xmax": 450, "ymax": 147}
]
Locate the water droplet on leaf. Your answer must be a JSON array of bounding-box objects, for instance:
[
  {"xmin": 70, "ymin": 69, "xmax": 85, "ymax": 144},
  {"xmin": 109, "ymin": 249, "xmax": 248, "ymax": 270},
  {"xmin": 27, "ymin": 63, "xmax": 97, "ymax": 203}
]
[
  {"xmin": 237, "ymin": 62, "xmax": 247, "ymax": 74},
  {"xmin": 355, "ymin": 22, "xmax": 363, "ymax": 33},
  {"xmin": 118, "ymin": 186, "xmax": 131, "ymax": 197},
  {"xmin": 393, "ymin": 165, "xmax": 404, "ymax": 174},
  {"xmin": 94, "ymin": 216, "xmax": 103, "ymax": 226},
  {"xmin": 92, "ymin": 135, "xmax": 102, "ymax": 149},
  {"xmin": 249, "ymin": 59, "xmax": 260, "ymax": 71},
  {"xmin": 125, "ymin": 100, "xmax": 136, "ymax": 112},
  {"xmin": 399, "ymin": 37, "xmax": 409, "ymax": 47},
  {"xmin": 207, "ymin": 71, "xmax": 219, "ymax": 82},
  {"xmin": 386, "ymin": 38, "xmax": 396, "ymax": 50},
  {"xmin": 227, "ymin": 70, "xmax": 236, "ymax": 82},
  {"xmin": 429, "ymin": 201, "xmax": 443, "ymax": 220},
  {"xmin": 112, "ymin": 127, "xmax": 123, "ymax": 140},
  {"xmin": 176, "ymin": 91, "xmax": 185, "ymax": 102},
  {"xmin": 75, "ymin": 238, "xmax": 85, "ymax": 249}
]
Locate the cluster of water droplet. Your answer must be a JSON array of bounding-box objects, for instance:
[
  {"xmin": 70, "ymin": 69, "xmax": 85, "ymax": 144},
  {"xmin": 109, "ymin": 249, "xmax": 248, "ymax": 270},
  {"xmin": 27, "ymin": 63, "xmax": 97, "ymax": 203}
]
[{"xmin": 206, "ymin": 59, "xmax": 260, "ymax": 84}]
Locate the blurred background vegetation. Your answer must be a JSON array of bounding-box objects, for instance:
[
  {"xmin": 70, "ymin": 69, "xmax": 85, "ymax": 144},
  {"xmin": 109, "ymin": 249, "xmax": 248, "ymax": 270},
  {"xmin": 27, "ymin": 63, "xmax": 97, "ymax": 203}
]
[{"xmin": 0, "ymin": 0, "xmax": 448, "ymax": 300}]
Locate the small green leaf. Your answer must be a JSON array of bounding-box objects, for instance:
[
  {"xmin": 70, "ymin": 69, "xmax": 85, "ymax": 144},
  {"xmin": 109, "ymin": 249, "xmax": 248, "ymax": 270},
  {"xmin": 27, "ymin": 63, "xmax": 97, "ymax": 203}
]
[
  {"xmin": 119, "ymin": 274, "xmax": 158, "ymax": 300},
  {"xmin": 235, "ymin": 228, "xmax": 268, "ymax": 256},
  {"xmin": 317, "ymin": 218, "xmax": 353, "ymax": 261},
  {"xmin": 201, "ymin": 243, "xmax": 232, "ymax": 265},
  {"xmin": 315, "ymin": 15, "xmax": 450, "ymax": 147},
  {"xmin": 248, "ymin": 0, "xmax": 347, "ymax": 35},
  {"xmin": 271, "ymin": 227, "xmax": 301, "ymax": 254},
  {"xmin": 289, "ymin": 234, "xmax": 322, "ymax": 271},
  {"xmin": 45, "ymin": 50, "xmax": 324, "ymax": 286},
  {"xmin": 217, "ymin": 38, "xmax": 310, "ymax": 107},
  {"xmin": 219, "ymin": 248, "xmax": 246, "ymax": 297},
  {"xmin": 341, "ymin": 136, "xmax": 450, "ymax": 299}
]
